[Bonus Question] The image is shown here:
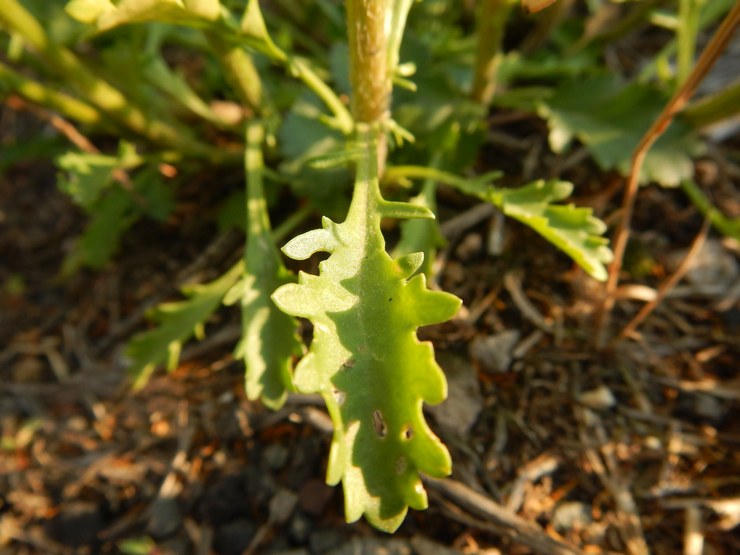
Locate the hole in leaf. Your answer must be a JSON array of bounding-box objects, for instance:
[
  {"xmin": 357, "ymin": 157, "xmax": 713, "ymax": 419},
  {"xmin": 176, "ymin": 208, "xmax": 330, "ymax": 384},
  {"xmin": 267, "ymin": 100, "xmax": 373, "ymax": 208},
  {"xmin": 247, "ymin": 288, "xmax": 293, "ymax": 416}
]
[
  {"xmin": 401, "ymin": 425, "xmax": 414, "ymax": 440},
  {"xmin": 331, "ymin": 388, "xmax": 346, "ymax": 406},
  {"xmin": 371, "ymin": 409, "xmax": 387, "ymax": 438},
  {"xmin": 395, "ymin": 456, "xmax": 407, "ymax": 475}
]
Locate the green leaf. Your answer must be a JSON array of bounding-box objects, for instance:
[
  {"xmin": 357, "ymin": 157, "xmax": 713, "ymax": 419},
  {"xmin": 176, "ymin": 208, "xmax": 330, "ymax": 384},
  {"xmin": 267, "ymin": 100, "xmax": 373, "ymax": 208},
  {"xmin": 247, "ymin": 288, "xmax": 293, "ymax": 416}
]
[
  {"xmin": 70, "ymin": 186, "xmax": 139, "ymax": 269},
  {"xmin": 224, "ymin": 121, "xmax": 302, "ymax": 409},
  {"xmin": 125, "ymin": 262, "xmax": 243, "ymax": 389},
  {"xmin": 56, "ymin": 141, "xmax": 141, "ymax": 209},
  {"xmin": 278, "ymin": 94, "xmax": 350, "ymax": 219},
  {"xmin": 273, "ymin": 128, "xmax": 461, "ymax": 532},
  {"xmin": 57, "ymin": 149, "xmax": 174, "ymax": 273},
  {"xmin": 385, "ymin": 166, "xmax": 610, "ymax": 281},
  {"xmin": 395, "ymin": 180, "xmax": 445, "ymax": 278},
  {"xmin": 65, "ymin": 0, "xmax": 114, "ymax": 24},
  {"xmin": 486, "ymin": 180, "xmax": 613, "ymax": 281},
  {"xmin": 537, "ymin": 74, "xmax": 704, "ymax": 187}
]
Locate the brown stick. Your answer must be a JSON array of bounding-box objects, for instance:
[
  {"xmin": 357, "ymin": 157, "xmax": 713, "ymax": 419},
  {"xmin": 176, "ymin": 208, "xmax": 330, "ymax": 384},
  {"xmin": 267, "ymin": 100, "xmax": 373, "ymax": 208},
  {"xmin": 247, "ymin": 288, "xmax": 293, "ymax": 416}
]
[
  {"xmin": 594, "ymin": 2, "xmax": 740, "ymax": 348},
  {"xmin": 618, "ymin": 217, "xmax": 710, "ymax": 341},
  {"xmin": 424, "ymin": 477, "xmax": 587, "ymax": 555}
]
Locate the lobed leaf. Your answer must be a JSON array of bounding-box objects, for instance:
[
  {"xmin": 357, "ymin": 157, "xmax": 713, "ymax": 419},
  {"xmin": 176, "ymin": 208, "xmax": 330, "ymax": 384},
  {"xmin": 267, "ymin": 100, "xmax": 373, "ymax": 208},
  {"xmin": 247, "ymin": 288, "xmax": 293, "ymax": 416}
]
[
  {"xmin": 273, "ymin": 128, "xmax": 461, "ymax": 532},
  {"xmin": 386, "ymin": 167, "xmax": 612, "ymax": 282},
  {"xmin": 487, "ymin": 180, "xmax": 613, "ymax": 282},
  {"xmin": 126, "ymin": 262, "xmax": 243, "ymax": 389},
  {"xmin": 537, "ymin": 74, "xmax": 704, "ymax": 187},
  {"xmin": 224, "ymin": 122, "xmax": 302, "ymax": 409}
]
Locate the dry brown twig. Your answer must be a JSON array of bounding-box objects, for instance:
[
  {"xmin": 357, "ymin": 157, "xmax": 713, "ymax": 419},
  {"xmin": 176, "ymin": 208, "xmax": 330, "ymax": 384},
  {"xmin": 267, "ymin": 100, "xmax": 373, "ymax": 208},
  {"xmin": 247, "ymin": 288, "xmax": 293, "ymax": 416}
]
[
  {"xmin": 618, "ymin": 217, "xmax": 711, "ymax": 342},
  {"xmin": 425, "ymin": 476, "xmax": 587, "ymax": 555},
  {"xmin": 594, "ymin": 3, "xmax": 740, "ymax": 348},
  {"xmin": 576, "ymin": 407, "xmax": 650, "ymax": 555}
]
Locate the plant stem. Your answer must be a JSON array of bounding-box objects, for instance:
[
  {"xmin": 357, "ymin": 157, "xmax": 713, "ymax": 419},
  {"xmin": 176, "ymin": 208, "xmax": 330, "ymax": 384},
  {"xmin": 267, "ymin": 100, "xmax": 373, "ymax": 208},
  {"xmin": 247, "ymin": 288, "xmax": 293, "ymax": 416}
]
[
  {"xmin": 346, "ymin": 0, "xmax": 390, "ymax": 173},
  {"xmin": 680, "ymin": 179, "xmax": 740, "ymax": 239},
  {"xmin": 239, "ymin": 2, "xmax": 353, "ymax": 134},
  {"xmin": 683, "ymin": 78, "xmax": 740, "ymax": 128},
  {"xmin": 470, "ymin": 0, "xmax": 514, "ymax": 105},
  {"xmin": 246, "ymin": 122, "xmax": 272, "ymax": 239},
  {"xmin": 677, "ymin": 0, "xmax": 702, "ymax": 87},
  {"xmin": 0, "ymin": 0, "xmax": 223, "ymax": 160},
  {"xmin": 0, "ymin": 61, "xmax": 102, "ymax": 125},
  {"xmin": 208, "ymin": 33, "xmax": 267, "ymax": 117}
]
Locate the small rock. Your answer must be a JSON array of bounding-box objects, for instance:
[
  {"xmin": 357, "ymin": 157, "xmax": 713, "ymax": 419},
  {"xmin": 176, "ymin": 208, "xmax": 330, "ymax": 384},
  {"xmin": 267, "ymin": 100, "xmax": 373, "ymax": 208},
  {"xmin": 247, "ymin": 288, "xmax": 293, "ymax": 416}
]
[
  {"xmin": 148, "ymin": 496, "xmax": 182, "ymax": 539},
  {"xmin": 213, "ymin": 518, "xmax": 256, "ymax": 555},
  {"xmin": 44, "ymin": 501, "xmax": 103, "ymax": 548},
  {"xmin": 667, "ymin": 239, "xmax": 738, "ymax": 290},
  {"xmin": 470, "ymin": 330, "xmax": 521, "ymax": 374},
  {"xmin": 288, "ymin": 511, "xmax": 311, "ymax": 544},
  {"xmin": 693, "ymin": 393, "xmax": 726, "ymax": 422},
  {"xmin": 578, "ymin": 386, "xmax": 616, "ymax": 411},
  {"xmin": 198, "ymin": 473, "xmax": 251, "ymax": 524},
  {"xmin": 551, "ymin": 501, "xmax": 592, "ymax": 533},
  {"xmin": 298, "ymin": 479, "xmax": 334, "ymax": 517},
  {"xmin": 429, "ymin": 351, "xmax": 483, "ymax": 436},
  {"xmin": 263, "ymin": 443, "xmax": 290, "ymax": 470},
  {"xmin": 309, "ymin": 529, "xmax": 345, "ymax": 554},
  {"xmin": 269, "ymin": 489, "xmax": 298, "ymax": 524}
]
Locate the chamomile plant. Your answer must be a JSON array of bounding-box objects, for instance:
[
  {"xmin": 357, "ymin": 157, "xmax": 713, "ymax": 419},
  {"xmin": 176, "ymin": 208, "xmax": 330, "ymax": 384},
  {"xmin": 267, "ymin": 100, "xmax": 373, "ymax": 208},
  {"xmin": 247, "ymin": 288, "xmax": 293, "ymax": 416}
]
[{"xmin": 11, "ymin": 0, "xmax": 615, "ymax": 531}]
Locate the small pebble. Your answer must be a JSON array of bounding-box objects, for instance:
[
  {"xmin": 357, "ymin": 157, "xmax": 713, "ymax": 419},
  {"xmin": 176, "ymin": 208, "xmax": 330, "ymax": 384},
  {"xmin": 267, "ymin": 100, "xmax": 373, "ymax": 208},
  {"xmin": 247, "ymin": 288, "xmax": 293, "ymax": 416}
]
[{"xmin": 578, "ymin": 386, "xmax": 616, "ymax": 410}]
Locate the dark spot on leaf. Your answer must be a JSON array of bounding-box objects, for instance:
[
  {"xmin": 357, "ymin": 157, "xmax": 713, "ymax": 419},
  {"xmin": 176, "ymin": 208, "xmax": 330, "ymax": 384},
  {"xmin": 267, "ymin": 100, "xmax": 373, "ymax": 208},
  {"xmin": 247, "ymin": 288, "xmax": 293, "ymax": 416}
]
[
  {"xmin": 372, "ymin": 410, "xmax": 387, "ymax": 438},
  {"xmin": 401, "ymin": 425, "xmax": 414, "ymax": 440},
  {"xmin": 342, "ymin": 358, "xmax": 355, "ymax": 369},
  {"xmin": 388, "ymin": 297, "xmax": 392, "ymax": 302}
]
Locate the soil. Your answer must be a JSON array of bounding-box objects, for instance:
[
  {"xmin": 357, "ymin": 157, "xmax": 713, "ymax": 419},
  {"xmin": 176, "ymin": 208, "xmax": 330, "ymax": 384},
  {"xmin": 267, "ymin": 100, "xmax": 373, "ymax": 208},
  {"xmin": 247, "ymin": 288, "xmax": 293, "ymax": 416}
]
[{"xmin": 1, "ymin": 91, "xmax": 739, "ymax": 554}]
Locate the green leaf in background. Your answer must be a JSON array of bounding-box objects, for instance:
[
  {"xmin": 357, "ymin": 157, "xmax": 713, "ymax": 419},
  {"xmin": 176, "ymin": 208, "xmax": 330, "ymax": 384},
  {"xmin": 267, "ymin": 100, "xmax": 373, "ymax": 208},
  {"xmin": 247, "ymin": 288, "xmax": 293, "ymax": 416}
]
[
  {"xmin": 125, "ymin": 261, "xmax": 243, "ymax": 389},
  {"xmin": 537, "ymin": 74, "xmax": 704, "ymax": 187},
  {"xmin": 278, "ymin": 94, "xmax": 350, "ymax": 219},
  {"xmin": 273, "ymin": 128, "xmax": 461, "ymax": 532},
  {"xmin": 66, "ymin": 0, "xmax": 221, "ymax": 31},
  {"xmin": 487, "ymin": 180, "xmax": 612, "ymax": 282},
  {"xmin": 223, "ymin": 122, "xmax": 302, "ymax": 410},
  {"xmin": 64, "ymin": 187, "xmax": 139, "ymax": 271},
  {"xmin": 57, "ymin": 148, "xmax": 174, "ymax": 273},
  {"xmin": 385, "ymin": 167, "xmax": 611, "ymax": 281},
  {"xmin": 56, "ymin": 141, "xmax": 141, "ymax": 208}
]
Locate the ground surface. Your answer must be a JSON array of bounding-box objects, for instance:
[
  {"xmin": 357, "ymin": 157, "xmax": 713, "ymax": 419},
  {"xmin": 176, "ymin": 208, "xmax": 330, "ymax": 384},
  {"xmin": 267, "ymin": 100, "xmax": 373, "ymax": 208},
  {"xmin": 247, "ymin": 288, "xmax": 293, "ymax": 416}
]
[{"xmin": 1, "ymin": 96, "xmax": 739, "ymax": 555}]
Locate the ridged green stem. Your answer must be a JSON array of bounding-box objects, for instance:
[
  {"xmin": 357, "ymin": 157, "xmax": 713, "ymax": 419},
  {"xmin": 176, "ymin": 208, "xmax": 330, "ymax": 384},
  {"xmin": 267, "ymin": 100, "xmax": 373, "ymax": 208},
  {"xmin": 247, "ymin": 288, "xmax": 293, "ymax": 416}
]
[
  {"xmin": 207, "ymin": 32, "xmax": 266, "ymax": 117},
  {"xmin": 246, "ymin": 122, "xmax": 272, "ymax": 238},
  {"xmin": 346, "ymin": 0, "xmax": 390, "ymax": 173}
]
